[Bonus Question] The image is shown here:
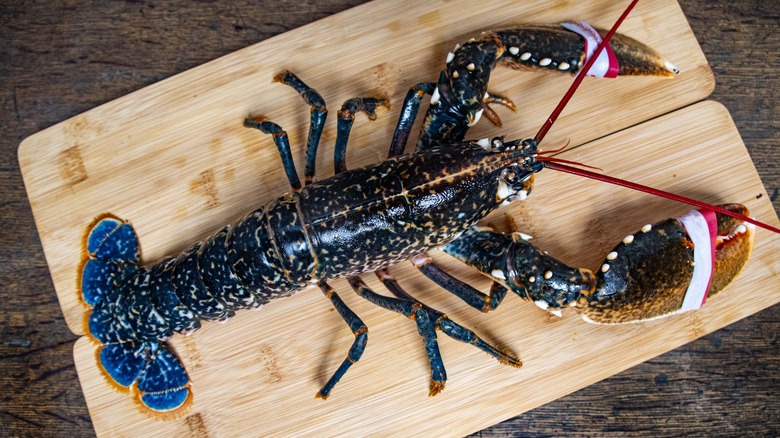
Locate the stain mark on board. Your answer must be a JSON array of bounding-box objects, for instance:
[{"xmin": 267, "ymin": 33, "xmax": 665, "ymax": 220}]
[
  {"xmin": 418, "ymin": 10, "xmax": 441, "ymax": 28},
  {"xmin": 178, "ymin": 335, "xmax": 203, "ymax": 371},
  {"xmin": 190, "ymin": 169, "xmax": 220, "ymax": 209},
  {"xmin": 386, "ymin": 20, "xmax": 401, "ymax": 32},
  {"xmin": 258, "ymin": 344, "xmax": 283, "ymax": 384},
  {"xmin": 184, "ymin": 412, "xmax": 209, "ymax": 438},
  {"xmin": 59, "ymin": 146, "xmax": 88, "ymax": 186}
]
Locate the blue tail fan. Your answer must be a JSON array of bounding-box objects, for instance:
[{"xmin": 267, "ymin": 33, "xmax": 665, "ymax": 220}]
[
  {"xmin": 81, "ymin": 216, "xmax": 140, "ymax": 307},
  {"xmin": 97, "ymin": 341, "xmax": 192, "ymax": 414},
  {"xmin": 99, "ymin": 342, "xmax": 151, "ymax": 388},
  {"xmin": 87, "ymin": 217, "xmax": 139, "ymax": 261},
  {"xmin": 81, "ymin": 258, "xmax": 134, "ymax": 306},
  {"xmin": 81, "ymin": 215, "xmax": 193, "ymax": 417},
  {"xmin": 137, "ymin": 345, "xmax": 192, "ymax": 412}
]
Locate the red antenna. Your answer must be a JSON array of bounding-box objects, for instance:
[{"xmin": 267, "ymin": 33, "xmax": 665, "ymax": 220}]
[
  {"xmin": 532, "ymin": 0, "xmax": 780, "ymax": 234},
  {"xmin": 540, "ymin": 159, "xmax": 780, "ymax": 234}
]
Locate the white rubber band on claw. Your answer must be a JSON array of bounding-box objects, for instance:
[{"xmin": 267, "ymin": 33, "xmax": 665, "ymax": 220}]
[
  {"xmin": 561, "ymin": 21, "xmax": 619, "ymax": 78},
  {"xmin": 677, "ymin": 209, "xmax": 718, "ymax": 312}
]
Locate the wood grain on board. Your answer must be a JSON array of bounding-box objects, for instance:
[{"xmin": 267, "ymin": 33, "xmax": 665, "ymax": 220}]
[{"xmin": 14, "ymin": 0, "xmax": 779, "ymax": 435}]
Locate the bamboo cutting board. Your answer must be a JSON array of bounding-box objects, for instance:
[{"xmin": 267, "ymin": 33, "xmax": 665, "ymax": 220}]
[{"xmin": 18, "ymin": 0, "xmax": 780, "ymax": 435}]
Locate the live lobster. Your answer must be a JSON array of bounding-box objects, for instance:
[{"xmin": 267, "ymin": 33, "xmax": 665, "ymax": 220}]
[{"xmin": 78, "ymin": 6, "xmax": 774, "ymax": 418}]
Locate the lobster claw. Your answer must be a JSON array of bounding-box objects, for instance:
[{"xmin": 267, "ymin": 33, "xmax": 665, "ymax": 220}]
[
  {"xmin": 579, "ymin": 204, "xmax": 755, "ymax": 324},
  {"xmin": 442, "ymin": 228, "xmax": 596, "ymax": 314}
]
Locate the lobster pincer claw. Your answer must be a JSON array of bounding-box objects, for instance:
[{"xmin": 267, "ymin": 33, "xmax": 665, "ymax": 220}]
[
  {"xmin": 579, "ymin": 204, "xmax": 755, "ymax": 324},
  {"xmin": 442, "ymin": 227, "xmax": 596, "ymax": 315}
]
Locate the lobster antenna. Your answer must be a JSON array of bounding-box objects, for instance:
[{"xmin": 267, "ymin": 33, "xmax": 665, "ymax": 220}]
[
  {"xmin": 529, "ymin": 0, "xmax": 779, "ymax": 234},
  {"xmin": 541, "ymin": 160, "xmax": 780, "ymax": 234},
  {"xmin": 534, "ymin": 0, "xmax": 639, "ymax": 145}
]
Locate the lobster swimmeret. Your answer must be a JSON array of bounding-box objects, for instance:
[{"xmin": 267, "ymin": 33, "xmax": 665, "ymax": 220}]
[{"xmin": 79, "ymin": 17, "xmax": 760, "ymax": 418}]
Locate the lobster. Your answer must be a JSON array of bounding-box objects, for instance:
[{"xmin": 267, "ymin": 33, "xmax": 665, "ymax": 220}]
[{"xmin": 77, "ymin": 4, "xmax": 774, "ymax": 419}]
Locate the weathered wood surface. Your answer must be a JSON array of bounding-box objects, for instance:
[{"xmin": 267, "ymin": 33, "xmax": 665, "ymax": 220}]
[{"xmin": 2, "ymin": 0, "xmax": 778, "ymax": 436}]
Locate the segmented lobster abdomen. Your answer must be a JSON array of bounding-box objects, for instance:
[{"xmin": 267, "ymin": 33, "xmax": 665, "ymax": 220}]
[{"xmin": 226, "ymin": 194, "xmax": 316, "ymax": 301}]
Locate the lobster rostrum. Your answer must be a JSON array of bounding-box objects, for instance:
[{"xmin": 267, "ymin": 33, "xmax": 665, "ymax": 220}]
[{"xmin": 78, "ymin": 4, "xmax": 770, "ymax": 418}]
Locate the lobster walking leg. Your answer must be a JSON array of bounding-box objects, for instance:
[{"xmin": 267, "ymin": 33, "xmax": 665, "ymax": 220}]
[
  {"xmin": 273, "ymin": 71, "xmax": 328, "ymax": 186},
  {"xmin": 376, "ymin": 269, "xmax": 522, "ymax": 368},
  {"xmin": 316, "ymin": 281, "xmax": 368, "ymax": 400},
  {"xmin": 243, "ymin": 117, "xmax": 303, "ymax": 191},
  {"xmin": 347, "ymin": 276, "xmax": 448, "ymax": 395},
  {"xmin": 244, "ymin": 71, "xmax": 329, "ymax": 190},
  {"xmin": 334, "ymin": 97, "xmax": 390, "ymax": 174},
  {"xmin": 387, "ymin": 82, "xmax": 435, "ymax": 157},
  {"xmin": 413, "ymin": 253, "xmax": 510, "ymax": 312}
]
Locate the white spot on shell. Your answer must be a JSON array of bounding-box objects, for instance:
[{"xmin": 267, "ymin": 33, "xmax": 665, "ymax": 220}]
[
  {"xmin": 550, "ymin": 310, "xmax": 563, "ymax": 317},
  {"xmin": 476, "ymin": 137, "xmax": 491, "ymax": 149},
  {"xmin": 491, "ymin": 269, "xmax": 506, "ymax": 280},
  {"xmin": 452, "ymin": 71, "xmax": 460, "ymax": 78},
  {"xmin": 430, "ymin": 87, "xmax": 441, "ymax": 105},
  {"xmin": 468, "ymin": 108, "xmax": 484, "ymax": 127},
  {"xmin": 601, "ymin": 263, "xmax": 610, "ymax": 273},
  {"xmin": 454, "ymin": 43, "xmax": 460, "ymax": 51},
  {"xmin": 497, "ymin": 180, "xmax": 513, "ymax": 200},
  {"xmin": 446, "ymin": 52, "xmax": 455, "ymax": 63},
  {"xmin": 623, "ymin": 235, "xmax": 635, "ymax": 244},
  {"xmin": 736, "ymin": 224, "xmax": 747, "ymax": 234},
  {"xmin": 558, "ymin": 62, "xmax": 570, "ymax": 70},
  {"xmin": 516, "ymin": 232, "xmax": 532, "ymax": 241},
  {"xmin": 641, "ymin": 224, "xmax": 652, "ymax": 233},
  {"xmin": 606, "ymin": 251, "xmax": 618, "ymax": 261},
  {"xmin": 539, "ymin": 58, "xmax": 552, "ymax": 66},
  {"xmin": 544, "ymin": 270, "xmax": 553, "ymax": 280},
  {"xmin": 520, "ymin": 52, "xmax": 531, "ymax": 61},
  {"xmin": 509, "ymin": 46, "xmax": 520, "ymax": 55},
  {"xmin": 467, "ymin": 63, "xmax": 476, "ymax": 71},
  {"xmin": 528, "ymin": 275, "xmax": 536, "ymax": 283},
  {"xmin": 534, "ymin": 300, "xmax": 549, "ymax": 310}
]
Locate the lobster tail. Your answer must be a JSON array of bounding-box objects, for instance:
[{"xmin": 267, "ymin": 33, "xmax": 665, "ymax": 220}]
[
  {"xmin": 80, "ymin": 216, "xmax": 193, "ymax": 417},
  {"xmin": 78, "ymin": 204, "xmax": 304, "ymax": 415}
]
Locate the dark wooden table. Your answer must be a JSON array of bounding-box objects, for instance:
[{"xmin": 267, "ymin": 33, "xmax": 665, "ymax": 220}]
[{"xmin": 2, "ymin": 1, "xmax": 778, "ymax": 436}]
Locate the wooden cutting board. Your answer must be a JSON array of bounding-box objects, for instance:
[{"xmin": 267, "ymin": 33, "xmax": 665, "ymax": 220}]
[{"xmin": 19, "ymin": 0, "xmax": 779, "ymax": 435}]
